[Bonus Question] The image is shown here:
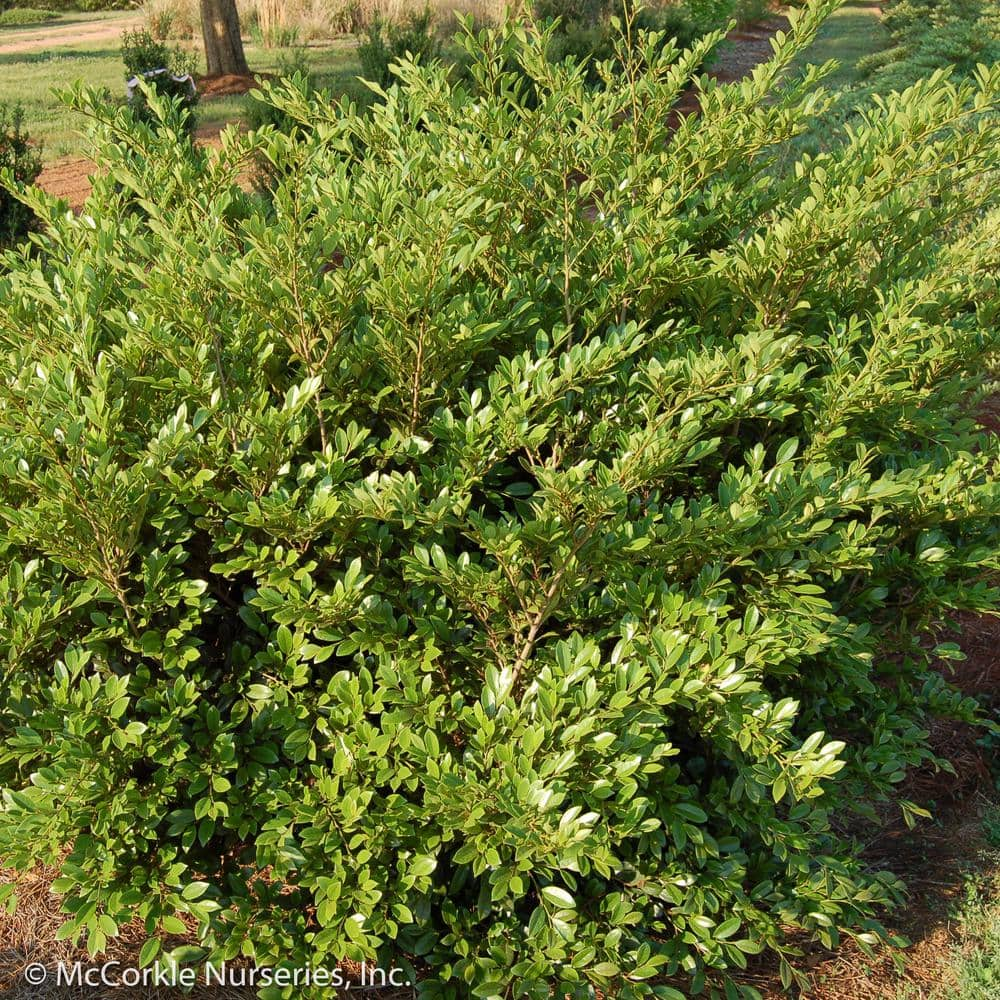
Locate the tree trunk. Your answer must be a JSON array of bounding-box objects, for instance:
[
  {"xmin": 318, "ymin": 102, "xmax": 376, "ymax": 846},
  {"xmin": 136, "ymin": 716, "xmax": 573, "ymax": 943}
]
[{"xmin": 200, "ymin": 0, "xmax": 249, "ymax": 77}]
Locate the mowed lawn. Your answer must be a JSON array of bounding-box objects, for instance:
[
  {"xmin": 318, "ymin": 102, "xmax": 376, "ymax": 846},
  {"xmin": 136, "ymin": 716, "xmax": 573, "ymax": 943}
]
[
  {"xmin": 0, "ymin": 12, "xmax": 133, "ymax": 159},
  {"xmin": 0, "ymin": 11, "xmax": 359, "ymax": 160},
  {"xmin": 782, "ymin": 0, "xmax": 888, "ymax": 156},
  {"xmin": 792, "ymin": 0, "xmax": 888, "ymax": 93}
]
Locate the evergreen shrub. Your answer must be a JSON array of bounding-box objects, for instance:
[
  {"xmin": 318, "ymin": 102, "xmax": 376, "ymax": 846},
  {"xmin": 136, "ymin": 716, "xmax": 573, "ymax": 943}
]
[
  {"xmin": 121, "ymin": 26, "xmax": 199, "ymax": 129},
  {"xmin": 1, "ymin": 3, "xmax": 1000, "ymax": 997},
  {"xmin": 532, "ymin": 0, "xmax": 721, "ymax": 82},
  {"xmin": 858, "ymin": 0, "xmax": 1000, "ymax": 92},
  {"xmin": 0, "ymin": 102, "xmax": 41, "ymax": 247}
]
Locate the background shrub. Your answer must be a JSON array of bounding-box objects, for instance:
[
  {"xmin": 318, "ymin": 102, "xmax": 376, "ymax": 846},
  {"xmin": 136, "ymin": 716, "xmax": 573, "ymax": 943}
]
[
  {"xmin": 121, "ymin": 25, "xmax": 197, "ymax": 80},
  {"xmin": 1, "ymin": 3, "xmax": 1000, "ymax": 998},
  {"xmin": 76, "ymin": 0, "xmax": 135, "ymax": 8},
  {"xmin": 631, "ymin": 3, "xmax": 702, "ymax": 51},
  {"xmin": 733, "ymin": 0, "xmax": 770, "ymax": 26},
  {"xmin": 683, "ymin": 0, "xmax": 734, "ymax": 33},
  {"xmin": 121, "ymin": 26, "xmax": 198, "ymax": 129},
  {"xmin": 0, "ymin": 102, "xmax": 41, "ymax": 248},
  {"xmin": 858, "ymin": 0, "xmax": 1000, "ymax": 91},
  {"xmin": 529, "ymin": 0, "xmax": 727, "ymax": 86},
  {"xmin": 533, "ymin": 0, "xmax": 610, "ymax": 27},
  {"xmin": 539, "ymin": 6, "xmax": 705, "ymax": 88},
  {"xmin": 0, "ymin": 7, "xmax": 60, "ymax": 26},
  {"xmin": 358, "ymin": 6, "xmax": 441, "ymax": 87}
]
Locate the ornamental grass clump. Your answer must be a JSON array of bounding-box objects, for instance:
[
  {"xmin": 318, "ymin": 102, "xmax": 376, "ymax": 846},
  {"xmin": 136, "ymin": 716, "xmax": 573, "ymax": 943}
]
[{"xmin": 1, "ymin": 3, "xmax": 1000, "ymax": 997}]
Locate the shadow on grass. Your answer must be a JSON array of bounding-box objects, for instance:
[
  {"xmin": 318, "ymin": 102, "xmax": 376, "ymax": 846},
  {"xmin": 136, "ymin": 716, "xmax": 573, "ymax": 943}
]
[
  {"xmin": 0, "ymin": 18, "xmax": 60, "ymax": 32},
  {"xmin": 0, "ymin": 48, "xmax": 122, "ymax": 68}
]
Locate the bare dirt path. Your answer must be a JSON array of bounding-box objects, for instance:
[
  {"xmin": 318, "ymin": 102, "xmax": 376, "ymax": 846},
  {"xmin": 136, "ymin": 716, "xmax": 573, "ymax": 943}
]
[{"xmin": 0, "ymin": 14, "xmax": 142, "ymax": 57}]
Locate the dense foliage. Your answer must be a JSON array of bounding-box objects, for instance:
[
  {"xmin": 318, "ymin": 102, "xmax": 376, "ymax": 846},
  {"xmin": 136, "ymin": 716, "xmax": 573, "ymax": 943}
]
[
  {"xmin": 858, "ymin": 0, "xmax": 1000, "ymax": 92},
  {"xmin": 352, "ymin": 0, "xmax": 719, "ymax": 97},
  {"xmin": 535, "ymin": 0, "xmax": 728, "ymax": 78},
  {"xmin": 0, "ymin": 102, "xmax": 41, "ymax": 248},
  {"xmin": 1, "ymin": 4, "xmax": 1000, "ymax": 997},
  {"xmin": 0, "ymin": 7, "xmax": 59, "ymax": 25}
]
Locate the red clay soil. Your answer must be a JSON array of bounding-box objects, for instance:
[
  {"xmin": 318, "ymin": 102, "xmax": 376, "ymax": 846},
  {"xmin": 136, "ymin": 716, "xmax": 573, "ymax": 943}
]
[
  {"xmin": 34, "ymin": 125, "xmax": 230, "ymax": 213},
  {"xmin": 34, "ymin": 158, "xmax": 94, "ymax": 214},
  {"xmin": 196, "ymin": 71, "xmax": 274, "ymax": 99}
]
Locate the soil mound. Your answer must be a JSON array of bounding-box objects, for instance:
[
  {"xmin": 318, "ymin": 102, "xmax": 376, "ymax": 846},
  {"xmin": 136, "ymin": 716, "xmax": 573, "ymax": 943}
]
[{"xmin": 196, "ymin": 72, "xmax": 274, "ymax": 99}]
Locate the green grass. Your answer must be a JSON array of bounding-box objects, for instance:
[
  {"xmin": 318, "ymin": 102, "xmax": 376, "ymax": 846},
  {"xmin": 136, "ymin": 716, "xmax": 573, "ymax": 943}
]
[
  {"xmin": 0, "ymin": 11, "xmax": 138, "ymax": 158},
  {"xmin": 945, "ymin": 890, "xmax": 1000, "ymax": 999},
  {"xmin": 792, "ymin": 0, "xmax": 888, "ymax": 93},
  {"xmin": 0, "ymin": 13, "xmax": 358, "ymax": 161},
  {"xmin": 937, "ymin": 808, "xmax": 1000, "ymax": 1000},
  {"xmin": 0, "ymin": 7, "xmax": 60, "ymax": 28},
  {"xmin": 197, "ymin": 40, "xmax": 360, "ymax": 137},
  {"xmin": 783, "ymin": 0, "xmax": 888, "ymax": 156},
  {"xmin": 914, "ymin": 872, "xmax": 1000, "ymax": 999},
  {"xmin": 0, "ymin": 45, "xmax": 126, "ymax": 159},
  {"xmin": 0, "ymin": 9, "xmax": 135, "ymax": 32}
]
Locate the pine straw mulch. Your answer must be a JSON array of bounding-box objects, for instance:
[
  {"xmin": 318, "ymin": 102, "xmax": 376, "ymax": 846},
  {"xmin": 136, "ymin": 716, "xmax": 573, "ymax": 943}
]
[
  {"xmin": 0, "ymin": 863, "xmax": 416, "ymax": 998},
  {"xmin": 735, "ymin": 694, "xmax": 998, "ymax": 998},
  {"xmin": 0, "ymin": 861, "xmax": 254, "ymax": 999},
  {"xmin": 738, "ymin": 389, "xmax": 1000, "ymax": 999},
  {"xmin": 738, "ymin": 792, "xmax": 998, "ymax": 1000},
  {"xmin": 0, "ymin": 868, "xmax": 415, "ymax": 1000}
]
